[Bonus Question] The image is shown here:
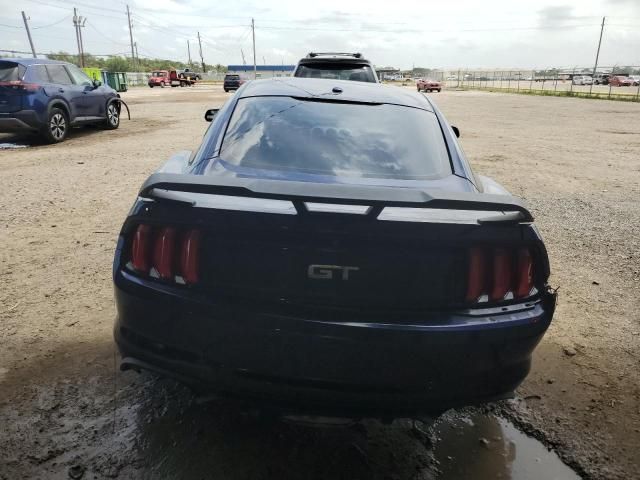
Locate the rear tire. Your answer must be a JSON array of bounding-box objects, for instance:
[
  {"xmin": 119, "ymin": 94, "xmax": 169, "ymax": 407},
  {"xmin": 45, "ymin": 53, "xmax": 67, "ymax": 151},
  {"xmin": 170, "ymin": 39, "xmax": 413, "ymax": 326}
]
[
  {"xmin": 224, "ymin": 89, "xmax": 229, "ymax": 92},
  {"xmin": 41, "ymin": 107, "xmax": 69, "ymax": 144},
  {"xmin": 103, "ymin": 102, "xmax": 120, "ymax": 130}
]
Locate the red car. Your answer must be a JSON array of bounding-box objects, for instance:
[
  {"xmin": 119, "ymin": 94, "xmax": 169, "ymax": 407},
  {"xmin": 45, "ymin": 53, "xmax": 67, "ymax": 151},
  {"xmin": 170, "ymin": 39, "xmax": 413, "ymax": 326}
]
[
  {"xmin": 416, "ymin": 78, "xmax": 442, "ymax": 92},
  {"xmin": 609, "ymin": 76, "xmax": 634, "ymax": 87}
]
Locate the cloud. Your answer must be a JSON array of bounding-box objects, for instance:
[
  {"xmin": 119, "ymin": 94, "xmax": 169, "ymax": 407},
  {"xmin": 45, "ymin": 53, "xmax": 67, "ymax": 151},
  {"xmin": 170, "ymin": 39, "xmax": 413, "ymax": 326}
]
[{"xmin": 537, "ymin": 5, "xmax": 575, "ymax": 26}]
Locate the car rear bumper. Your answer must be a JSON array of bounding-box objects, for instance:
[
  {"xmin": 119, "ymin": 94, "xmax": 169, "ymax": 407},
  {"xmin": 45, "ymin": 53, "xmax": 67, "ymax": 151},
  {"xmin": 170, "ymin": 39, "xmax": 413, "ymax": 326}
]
[
  {"xmin": 114, "ymin": 271, "xmax": 555, "ymax": 416},
  {"xmin": 0, "ymin": 110, "xmax": 40, "ymax": 132}
]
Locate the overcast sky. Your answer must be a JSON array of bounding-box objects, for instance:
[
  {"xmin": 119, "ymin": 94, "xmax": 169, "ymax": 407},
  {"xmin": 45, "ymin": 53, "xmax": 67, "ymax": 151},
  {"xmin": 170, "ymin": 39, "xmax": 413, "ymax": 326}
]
[{"xmin": 1, "ymin": 0, "xmax": 640, "ymax": 69}]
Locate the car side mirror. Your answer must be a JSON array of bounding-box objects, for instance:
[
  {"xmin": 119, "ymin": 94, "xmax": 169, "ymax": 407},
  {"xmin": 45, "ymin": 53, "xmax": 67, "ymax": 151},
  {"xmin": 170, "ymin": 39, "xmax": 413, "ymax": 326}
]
[
  {"xmin": 204, "ymin": 108, "xmax": 219, "ymax": 122},
  {"xmin": 92, "ymin": 79, "xmax": 102, "ymax": 88},
  {"xmin": 451, "ymin": 126, "xmax": 460, "ymax": 138}
]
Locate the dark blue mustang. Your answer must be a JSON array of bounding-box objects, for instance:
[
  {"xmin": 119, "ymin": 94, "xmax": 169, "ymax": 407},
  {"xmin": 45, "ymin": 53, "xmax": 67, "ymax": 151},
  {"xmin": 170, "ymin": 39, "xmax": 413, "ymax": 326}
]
[{"xmin": 113, "ymin": 78, "xmax": 556, "ymax": 417}]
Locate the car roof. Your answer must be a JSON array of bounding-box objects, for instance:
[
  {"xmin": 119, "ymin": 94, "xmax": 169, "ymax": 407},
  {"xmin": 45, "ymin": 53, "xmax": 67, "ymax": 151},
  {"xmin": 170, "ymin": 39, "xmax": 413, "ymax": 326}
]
[
  {"xmin": 0, "ymin": 58, "xmax": 70, "ymax": 66},
  {"xmin": 238, "ymin": 78, "xmax": 434, "ymax": 111},
  {"xmin": 298, "ymin": 56, "xmax": 372, "ymax": 65}
]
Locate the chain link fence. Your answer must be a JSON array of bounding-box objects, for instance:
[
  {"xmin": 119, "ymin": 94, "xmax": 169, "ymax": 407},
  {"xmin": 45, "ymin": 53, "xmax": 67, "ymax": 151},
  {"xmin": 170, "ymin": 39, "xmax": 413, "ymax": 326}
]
[{"xmin": 427, "ymin": 66, "xmax": 640, "ymax": 101}]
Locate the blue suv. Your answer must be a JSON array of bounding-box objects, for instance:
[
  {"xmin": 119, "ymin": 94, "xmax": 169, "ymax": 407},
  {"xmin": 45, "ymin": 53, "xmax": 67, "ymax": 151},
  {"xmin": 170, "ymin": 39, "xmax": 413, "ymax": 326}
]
[{"xmin": 0, "ymin": 58, "xmax": 120, "ymax": 143}]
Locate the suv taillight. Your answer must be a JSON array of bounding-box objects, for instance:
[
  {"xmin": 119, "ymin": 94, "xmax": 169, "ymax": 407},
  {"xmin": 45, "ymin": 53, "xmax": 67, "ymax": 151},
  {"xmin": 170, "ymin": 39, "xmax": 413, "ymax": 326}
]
[
  {"xmin": 466, "ymin": 247, "xmax": 535, "ymax": 304},
  {"xmin": 128, "ymin": 224, "xmax": 201, "ymax": 285},
  {"xmin": 0, "ymin": 81, "xmax": 40, "ymax": 91}
]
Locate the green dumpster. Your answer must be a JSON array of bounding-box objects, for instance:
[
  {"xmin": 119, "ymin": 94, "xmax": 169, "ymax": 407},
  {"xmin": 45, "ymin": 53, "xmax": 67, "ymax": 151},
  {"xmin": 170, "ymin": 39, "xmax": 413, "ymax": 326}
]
[{"xmin": 104, "ymin": 72, "xmax": 128, "ymax": 92}]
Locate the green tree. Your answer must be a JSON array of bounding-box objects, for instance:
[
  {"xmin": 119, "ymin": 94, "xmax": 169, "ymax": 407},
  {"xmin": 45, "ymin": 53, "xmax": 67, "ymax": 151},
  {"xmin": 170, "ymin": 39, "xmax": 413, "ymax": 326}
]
[{"xmin": 105, "ymin": 56, "xmax": 131, "ymax": 72}]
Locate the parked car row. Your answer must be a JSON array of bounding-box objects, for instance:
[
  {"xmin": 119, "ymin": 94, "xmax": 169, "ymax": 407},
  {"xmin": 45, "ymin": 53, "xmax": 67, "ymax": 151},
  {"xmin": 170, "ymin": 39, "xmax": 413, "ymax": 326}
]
[{"xmin": 591, "ymin": 73, "xmax": 640, "ymax": 86}]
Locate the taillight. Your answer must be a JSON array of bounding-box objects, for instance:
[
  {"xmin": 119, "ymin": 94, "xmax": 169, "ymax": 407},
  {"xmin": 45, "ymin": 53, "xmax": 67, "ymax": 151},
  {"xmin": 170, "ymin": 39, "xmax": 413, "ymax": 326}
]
[
  {"xmin": 151, "ymin": 227, "xmax": 176, "ymax": 280},
  {"xmin": 131, "ymin": 224, "xmax": 152, "ymax": 272},
  {"xmin": 490, "ymin": 248, "xmax": 512, "ymax": 301},
  {"xmin": 177, "ymin": 229, "xmax": 201, "ymax": 284},
  {"xmin": 466, "ymin": 247, "xmax": 486, "ymax": 302},
  {"xmin": 126, "ymin": 224, "xmax": 201, "ymax": 286},
  {"xmin": 0, "ymin": 81, "xmax": 40, "ymax": 91},
  {"xmin": 515, "ymin": 248, "xmax": 533, "ymax": 298},
  {"xmin": 466, "ymin": 247, "xmax": 536, "ymax": 305}
]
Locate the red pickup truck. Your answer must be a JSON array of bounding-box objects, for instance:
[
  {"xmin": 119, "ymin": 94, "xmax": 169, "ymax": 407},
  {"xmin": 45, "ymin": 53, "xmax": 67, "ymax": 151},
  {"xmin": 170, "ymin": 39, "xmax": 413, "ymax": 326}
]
[
  {"xmin": 148, "ymin": 69, "xmax": 196, "ymax": 88},
  {"xmin": 416, "ymin": 78, "xmax": 442, "ymax": 93}
]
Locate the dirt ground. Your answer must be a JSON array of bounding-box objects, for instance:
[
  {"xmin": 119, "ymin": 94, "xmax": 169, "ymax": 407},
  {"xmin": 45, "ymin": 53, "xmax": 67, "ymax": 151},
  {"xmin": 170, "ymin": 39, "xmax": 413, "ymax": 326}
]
[{"xmin": 0, "ymin": 85, "xmax": 638, "ymax": 479}]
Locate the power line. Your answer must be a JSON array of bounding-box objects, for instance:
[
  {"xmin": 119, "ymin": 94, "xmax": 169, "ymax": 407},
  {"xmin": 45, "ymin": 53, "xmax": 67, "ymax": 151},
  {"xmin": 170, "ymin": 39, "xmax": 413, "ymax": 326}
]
[
  {"xmin": 32, "ymin": 14, "xmax": 71, "ymax": 29},
  {"xmin": 86, "ymin": 20, "xmax": 129, "ymax": 45}
]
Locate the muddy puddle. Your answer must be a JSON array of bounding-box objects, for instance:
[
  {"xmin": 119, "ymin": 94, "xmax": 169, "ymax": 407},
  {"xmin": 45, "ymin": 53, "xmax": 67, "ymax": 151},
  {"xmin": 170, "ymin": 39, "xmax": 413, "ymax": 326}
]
[
  {"xmin": 432, "ymin": 412, "xmax": 580, "ymax": 480},
  {"xmin": 0, "ymin": 360, "xmax": 581, "ymax": 479}
]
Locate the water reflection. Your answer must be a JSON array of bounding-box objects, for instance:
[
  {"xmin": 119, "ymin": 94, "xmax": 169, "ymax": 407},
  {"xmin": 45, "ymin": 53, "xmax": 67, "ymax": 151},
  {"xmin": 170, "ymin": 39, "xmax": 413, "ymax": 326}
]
[
  {"xmin": 124, "ymin": 377, "xmax": 579, "ymax": 480},
  {"xmin": 432, "ymin": 412, "xmax": 580, "ymax": 480}
]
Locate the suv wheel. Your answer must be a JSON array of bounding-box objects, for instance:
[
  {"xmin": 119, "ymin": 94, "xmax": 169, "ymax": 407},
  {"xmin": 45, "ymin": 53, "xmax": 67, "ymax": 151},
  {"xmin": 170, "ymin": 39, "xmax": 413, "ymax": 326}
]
[
  {"xmin": 103, "ymin": 102, "xmax": 120, "ymax": 130},
  {"xmin": 42, "ymin": 107, "xmax": 69, "ymax": 143}
]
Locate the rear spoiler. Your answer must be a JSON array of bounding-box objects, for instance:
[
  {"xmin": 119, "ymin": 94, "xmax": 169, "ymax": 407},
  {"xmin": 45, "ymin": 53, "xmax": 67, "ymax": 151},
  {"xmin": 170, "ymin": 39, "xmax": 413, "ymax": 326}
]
[{"xmin": 139, "ymin": 173, "xmax": 534, "ymax": 224}]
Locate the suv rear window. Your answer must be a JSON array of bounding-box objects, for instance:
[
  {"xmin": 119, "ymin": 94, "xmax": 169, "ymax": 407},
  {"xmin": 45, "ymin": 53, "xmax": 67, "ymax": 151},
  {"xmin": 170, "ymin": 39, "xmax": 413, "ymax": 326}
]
[
  {"xmin": 295, "ymin": 64, "xmax": 376, "ymax": 83},
  {"xmin": 212, "ymin": 96, "xmax": 451, "ymax": 180},
  {"xmin": 225, "ymin": 75, "xmax": 240, "ymax": 80},
  {"xmin": 0, "ymin": 62, "xmax": 26, "ymax": 82}
]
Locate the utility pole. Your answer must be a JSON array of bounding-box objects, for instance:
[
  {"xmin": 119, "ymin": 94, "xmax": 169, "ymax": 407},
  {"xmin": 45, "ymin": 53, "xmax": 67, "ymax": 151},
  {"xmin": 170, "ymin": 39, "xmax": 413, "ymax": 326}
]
[
  {"xmin": 78, "ymin": 17, "xmax": 86, "ymax": 67},
  {"xmin": 241, "ymin": 48, "xmax": 246, "ymax": 65},
  {"xmin": 197, "ymin": 31, "xmax": 205, "ymax": 72},
  {"xmin": 187, "ymin": 40, "xmax": 192, "ymax": 68},
  {"xmin": 73, "ymin": 8, "xmax": 81, "ymax": 64},
  {"xmin": 21, "ymin": 11, "xmax": 36, "ymax": 58},
  {"xmin": 126, "ymin": 5, "xmax": 136, "ymax": 70},
  {"xmin": 252, "ymin": 18, "xmax": 257, "ymax": 79},
  {"xmin": 73, "ymin": 11, "xmax": 87, "ymax": 67},
  {"xmin": 134, "ymin": 41, "xmax": 139, "ymax": 65},
  {"xmin": 590, "ymin": 16, "xmax": 605, "ymax": 95}
]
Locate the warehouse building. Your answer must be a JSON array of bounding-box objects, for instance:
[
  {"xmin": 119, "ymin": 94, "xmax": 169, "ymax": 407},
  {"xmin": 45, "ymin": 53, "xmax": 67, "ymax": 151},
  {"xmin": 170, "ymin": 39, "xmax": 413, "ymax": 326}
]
[{"xmin": 227, "ymin": 64, "xmax": 295, "ymax": 79}]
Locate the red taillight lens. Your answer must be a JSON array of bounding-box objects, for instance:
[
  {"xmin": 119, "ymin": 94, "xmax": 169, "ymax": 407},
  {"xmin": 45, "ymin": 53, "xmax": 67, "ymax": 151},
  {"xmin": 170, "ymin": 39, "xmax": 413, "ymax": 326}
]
[
  {"xmin": 131, "ymin": 224, "xmax": 152, "ymax": 272},
  {"xmin": 515, "ymin": 248, "xmax": 533, "ymax": 298},
  {"xmin": 466, "ymin": 246, "xmax": 536, "ymax": 304},
  {"xmin": 151, "ymin": 227, "xmax": 176, "ymax": 280},
  {"xmin": 490, "ymin": 248, "xmax": 512, "ymax": 301},
  {"xmin": 0, "ymin": 81, "xmax": 40, "ymax": 91},
  {"xmin": 178, "ymin": 229, "xmax": 201, "ymax": 284},
  {"xmin": 128, "ymin": 224, "xmax": 201, "ymax": 285},
  {"xmin": 466, "ymin": 247, "xmax": 486, "ymax": 302}
]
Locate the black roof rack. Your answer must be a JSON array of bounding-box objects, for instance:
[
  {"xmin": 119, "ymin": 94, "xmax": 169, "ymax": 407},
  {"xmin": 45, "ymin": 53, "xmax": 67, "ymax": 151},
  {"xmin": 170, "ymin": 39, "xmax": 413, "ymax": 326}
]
[{"xmin": 307, "ymin": 52, "xmax": 363, "ymax": 59}]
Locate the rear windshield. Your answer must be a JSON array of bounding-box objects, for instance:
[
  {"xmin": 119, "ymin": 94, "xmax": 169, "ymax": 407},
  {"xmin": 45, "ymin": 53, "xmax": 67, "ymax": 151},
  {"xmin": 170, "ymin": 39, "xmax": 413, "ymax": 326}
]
[
  {"xmin": 0, "ymin": 62, "xmax": 26, "ymax": 82},
  {"xmin": 212, "ymin": 96, "xmax": 451, "ymax": 180},
  {"xmin": 295, "ymin": 64, "xmax": 376, "ymax": 83},
  {"xmin": 225, "ymin": 75, "xmax": 240, "ymax": 80}
]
